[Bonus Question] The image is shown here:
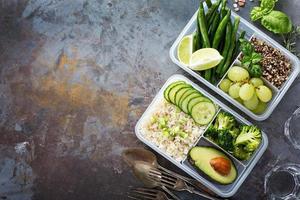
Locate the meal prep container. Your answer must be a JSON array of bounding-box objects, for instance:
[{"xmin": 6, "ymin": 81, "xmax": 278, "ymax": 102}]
[
  {"xmin": 135, "ymin": 74, "xmax": 268, "ymax": 197},
  {"xmin": 169, "ymin": 7, "xmax": 300, "ymax": 121}
]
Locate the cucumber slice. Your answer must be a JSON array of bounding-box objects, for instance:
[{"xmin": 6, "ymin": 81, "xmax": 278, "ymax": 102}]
[
  {"xmin": 175, "ymin": 86, "xmax": 192, "ymax": 106},
  {"xmin": 180, "ymin": 92, "xmax": 201, "ymax": 113},
  {"xmin": 191, "ymin": 102, "xmax": 216, "ymax": 125},
  {"xmin": 178, "ymin": 88, "xmax": 196, "ymax": 107},
  {"xmin": 187, "ymin": 96, "xmax": 211, "ymax": 114},
  {"xmin": 164, "ymin": 81, "xmax": 185, "ymax": 102},
  {"xmin": 168, "ymin": 83, "xmax": 188, "ymax": 104}
]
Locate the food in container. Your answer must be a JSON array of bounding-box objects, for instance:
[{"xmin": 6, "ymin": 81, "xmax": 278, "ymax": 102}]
[{"xmin": 135, "ymin": 74, "xmax": 268, "ymax": 197}]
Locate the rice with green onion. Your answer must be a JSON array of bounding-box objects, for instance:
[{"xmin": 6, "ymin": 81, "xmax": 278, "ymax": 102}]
[{"xmin": 141, "ymin": 100, "xmax": 206, "ymax": 162}]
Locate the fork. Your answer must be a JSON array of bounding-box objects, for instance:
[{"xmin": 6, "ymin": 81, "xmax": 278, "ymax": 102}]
[
  {"xmin": 127, "ymin": 187, "xmax": 174, "ymax": 200},
  {"xmin": 148, "ymin": 168, "xmax": 225, "ymax": 200},
  {"xmin": 157, "ymin": 165, "xmax": 215, "ymax": 195}
]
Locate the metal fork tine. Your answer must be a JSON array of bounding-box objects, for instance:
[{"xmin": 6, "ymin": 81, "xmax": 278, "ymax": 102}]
[
  {"xmin": 148, "ymin": 175, "xmax": 174, "ymax": 188},
  {"xmin": 134, "ymin": 187, "xmax": 159, "ymax": 193},
  {"xmin": 127, "ymin": 191, "xmax": 155, "ymax": 200},
  {"xmin": 149, "ymin": 173, "xmax": 176, "ymax": 185},
  {"xmin": 149, "ymin": 172, "xmax": 176, "ymax": 186},
  {"xmin": 127, "ymin": 195, "xmax": 142, "ymax": 200},
  {"xmin": 149, "ymin": 170, "xmax": 177, "ymax": 183},
  {"xmin": 131, "ymin": 189, "xmax": 157, "ymax": 197}
]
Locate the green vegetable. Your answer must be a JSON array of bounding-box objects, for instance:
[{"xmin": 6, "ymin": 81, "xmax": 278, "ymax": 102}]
[
  {"xmin": 234, "ymin": 125, "xmax": 262, "ymax": 152},
  {"xmin": 209, "ymin": 13, "xmax": 221, "ymax": 43},
  {"xmin": 212, "ymin": 10, "xmax": 231, "ymax": 49},
  {"xmin": 205, "ymin": 0, "xmax": 212, "ymax": 8},
  {"xmin": 260, "ymin": 0, "xmax": 276, "ymax": 13},
  {"xmin": 250, "ymin": 0, "xmax": 292, "ymax": 34},
  {"xmin": 220, "ymin": 17, "xmax": 240, "ymax": 76},
  {"xmin": 204, "ymin": 125, "xmax": 219, "ymax": 141},
  {"xmin": 233, "ymin": 146, "xmax": 251, "ymax": 160},
  {"xmin": 229, "ymin": 127, "xmax": 240, "ymax": 138},
  {"xmin": 220, "ymin": 0, "xmax": 227, "ymax": 18},
  {"xmin": 239, "ymin": 39, "xmax": 263, "ymax": 78},
  {"xmin": 261, "ymin": 11, "xmax": 292, "ymax": 34},
  {"xmin": 216, "ymin": 22, "xmax": 232, "ymax": 75},
  {"xmin": 198, "ymin": 2, "xmax": 211, "ymax": 82},
  {"xmin": 249, "ymin": 64, "xmax": 263, "ymax": 78},
  {"xmin": 250, "ymin": 7, "xmax": 266, "ymax": 21},
  {"xmin": 234, "ymin": 31, "xmax": 246, "ymax": 58},
  {"xmin": 198, "ymin": 3, "xmax": 210, "ymax": 48},
  {"xmin": 217, "ymin": 129, "xmax": 234, "ymax": 151},
  {"xmin": 205, "ymin": 0, "xmax": 221, "ymax": 23},
  {"xmin": 250, "ymin": 0, "xmax": 275, "ymax": 21},
  {"xmin": 214, "ymin": 111, "xmax": 236, "ymax": 130},
  {"xmin": 204, "ymin": 69, "xmax": 212, "ymax": 81}
]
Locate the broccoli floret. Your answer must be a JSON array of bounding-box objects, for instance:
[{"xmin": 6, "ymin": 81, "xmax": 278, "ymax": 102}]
[
  {"xmin": 204, "ymin": 125, "xmax": 218, "ymax": 141},
  {"xmin": 217, "ymin": 129, "xmax": 234, "ymax": 151},
  {"xmin": 214, "ymin": 112, "xmax": 236, "ymax": 130},
  {"xmin": 234, "ymin": 125, "xmax": 262, "ymax": 152},
  {"xmin": 229, "ymin": 127, "xmax": 240, "ymax": 139},
  {"xmin": 233, "ymin": 146, "xmax": 252, "ymax": 160}
]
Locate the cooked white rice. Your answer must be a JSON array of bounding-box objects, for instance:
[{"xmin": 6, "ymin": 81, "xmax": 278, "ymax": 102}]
[{"xmin": 140, "ymin": 99, "xmax": 206, "ymax": 162}]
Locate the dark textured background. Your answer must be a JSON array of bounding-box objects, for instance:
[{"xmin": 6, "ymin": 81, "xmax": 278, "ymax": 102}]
[{"xmin": 0, "ymin": 0, "xmax": 299, "ymax": 199}]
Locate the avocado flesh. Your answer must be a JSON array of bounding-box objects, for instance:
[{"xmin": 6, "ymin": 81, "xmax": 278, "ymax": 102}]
[{"xmin": 189, "ymin": 146, "xmax": 237, "ymax": 184}]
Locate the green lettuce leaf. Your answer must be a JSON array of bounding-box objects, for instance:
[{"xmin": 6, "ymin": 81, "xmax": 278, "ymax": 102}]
[
  {"xmin": 261, "ymin": 11, "xmax": 292, "ymax": 34},
  {"xmin": 260, "ymin": 0, "xmax": 275, "ymax": 13},
  {"xmin": 250, "ymin": 7, "xmax": 265, "ymax": 21}
]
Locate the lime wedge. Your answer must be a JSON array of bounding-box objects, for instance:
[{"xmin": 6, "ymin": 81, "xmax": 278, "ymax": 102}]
[
  {"xmin": 189, "ymin": 48, "xmax": 223, "ymax": 71},
  {"xmin": 177, "ymin": 35, "xmax": 193, "ymax": 65}
]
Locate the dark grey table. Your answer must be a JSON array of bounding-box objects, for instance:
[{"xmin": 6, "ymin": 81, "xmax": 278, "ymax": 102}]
[{"xmin": 0, "ymin": 0, "xmax": 299, "ymax": 199}]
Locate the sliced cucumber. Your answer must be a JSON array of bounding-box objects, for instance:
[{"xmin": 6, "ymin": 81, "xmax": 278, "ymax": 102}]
[
  {"xmin": 180, "ymin": 92, "xmax": 201, "ymax": 113},
  {"xmin": 168, "ymin": 83, "xmax": 188, "ymax": 104},
  {"xmin": 164, "ymin": 81, "xmax": 185, "ymax": 102},
  {"xmin": 187, "ymin": 96, "xmax": 211, "ymax": 114},
  {"xmin": 178, "ymin": 88, "xmax": 196, "ymax": 107},
  {"xmin": 191, "ymin": 102, "xmax": 216, "ymax": 125},
  {"xmin": 175, "ymin": 86, "xmax": 192, "ymax": 106}
]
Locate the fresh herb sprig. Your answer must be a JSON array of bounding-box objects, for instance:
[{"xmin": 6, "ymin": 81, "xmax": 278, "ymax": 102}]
[
  {"xmin": 282, "ymin": 25, "xmax": 300, "ymax": 59},
  {"xmin": 239, "ymin": 39, "xmax": 263, "ymax": 78}
]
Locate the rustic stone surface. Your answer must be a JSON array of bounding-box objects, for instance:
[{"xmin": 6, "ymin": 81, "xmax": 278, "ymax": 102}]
[{"xmin": 0, "ymin": 0, "xmax": 299, "ymax": 199}]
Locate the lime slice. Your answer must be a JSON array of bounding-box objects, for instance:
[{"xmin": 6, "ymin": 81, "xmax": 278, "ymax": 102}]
[
  {"xmin": 177, "ymin": 35, "xmax": 193, "ymax": 65},
  {"xmin": 189, "ymin": 48, "xmax": 223, "ymax": 71}
]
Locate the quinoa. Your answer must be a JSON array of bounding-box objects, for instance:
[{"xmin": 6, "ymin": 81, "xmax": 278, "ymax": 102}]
[
  {"xmin": 140, "ymin": 100, "xmax": 206, "ymax": 162},
  {"xmin": 251, "ymin": 37, "xmax": 292, "ymax": 88}
]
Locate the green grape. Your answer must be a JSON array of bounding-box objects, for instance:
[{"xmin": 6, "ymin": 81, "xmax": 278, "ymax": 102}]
[
  {"xmin": 227, "ymin": 66, "xmax": 250, "ymax": 82},
  {"xmin": 219, "ymin": 79, "xmax": 232, "ymax": 92},
  {"xmin": 235, "ymin": 97, "xmax": 243, "ymax": 104},
  {"xmin": 243, "ymin": 93, "xmax": 259, "ymax": 110},
  {"xmin": 250, "ymin": 78, "xmax": 264, "ymax": 87},
  {"xmin": 239, "ymin": 83, "xmax": 255, "ymax": 101},
  {"xmin": 228, "ymin": 83, "xmax": 241, "ymax": 99},
  {"xmin": 253, "ymin": 101, "xmax": 267, "ymax": 114},
  {"xmin": 256, "ymin": 85, "xmax": 272, "ymax": 102}
]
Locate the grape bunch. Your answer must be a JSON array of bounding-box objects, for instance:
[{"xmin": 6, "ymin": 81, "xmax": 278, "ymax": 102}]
[{"xmin": 219, "ymin": 66, "xmax": 272, "ymax": 114}]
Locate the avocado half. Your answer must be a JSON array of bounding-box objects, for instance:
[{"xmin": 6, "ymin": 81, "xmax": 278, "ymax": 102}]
[{"xmin": 189, "ymin": 146, "xmax": 237, "ymax": 185}]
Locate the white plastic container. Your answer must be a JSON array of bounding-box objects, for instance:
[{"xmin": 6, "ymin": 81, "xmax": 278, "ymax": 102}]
[
  {"xmin": 169, "ymin": 8, "xmax": 300, "ymax": 121},
  {"xmin": 135, "ymin": 74, "xmax": 268, "ymax": 197}
]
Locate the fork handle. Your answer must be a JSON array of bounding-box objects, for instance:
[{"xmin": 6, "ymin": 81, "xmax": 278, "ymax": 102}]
[{"xmin": 188, "ymin": 188, "xmax": 226, "ymax": 200}]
